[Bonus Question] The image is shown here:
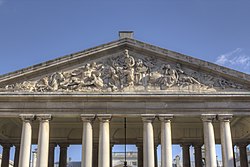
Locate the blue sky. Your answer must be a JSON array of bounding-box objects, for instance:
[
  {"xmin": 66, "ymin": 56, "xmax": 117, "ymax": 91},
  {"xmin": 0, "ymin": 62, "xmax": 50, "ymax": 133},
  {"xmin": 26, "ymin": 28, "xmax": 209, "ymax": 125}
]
[
  {"xmin": 0, "ymin": 0, "xmax": 249, "ymax": 164},
  {"xmin": 0, "ymin": 0, "xmax": 250, "ymax": 75}
]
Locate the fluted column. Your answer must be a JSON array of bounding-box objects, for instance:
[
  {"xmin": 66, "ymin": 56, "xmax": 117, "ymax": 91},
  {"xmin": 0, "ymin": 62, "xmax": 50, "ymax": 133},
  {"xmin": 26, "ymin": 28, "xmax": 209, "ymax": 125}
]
[
  {"xmin": 193, "ymin": 144, "xmax": 203, "ymax": 167},
  {"xmin": 142, "ymin": 114, "xmax": 155, "ymax": 167},
  {"xmin": 1, "ymin": 143, "xmax": 12, "ymax": 167},
  {"xmin": 36, "ymin": 114, "xmax": 52, "ymax": 167},
  {"xmin": 59, "ymin": 144, "xmax": 69, "ymax": 167},
  {"xmin": 14, "ymin": 144, "xmax": 20, "ymax": 167},
  {"xmin": 48, "ymin": 143, "xmax": 56, "ymax": 167},
  {"xmin": 238, "ymin": 143, "xmax": 248, "ymax": 167},
  {"xmin": 19, "ymin": 114, "xmax": 35, "ymax": 167},
  {"xmin": 218, "ymin": 114, "xmax": 234, "ymax": 167},
  {"xmin": 98, "ymin": 114, "xmax": 112, "ymax": 167},
  {"xmin": 159, "ymin": 114, "xmax": 173, "ymax": 167},
  {"xmin": 201, "ymin": 114, "xmax": 217, "ymax": 167},
  {"xmin": 81, "ymin": 114, "xmax": 95, "ymax": 167},
  {"xmin": 181, "ymin": 143, "xmax": 191, "ymax": 167},
  {"xmin": 136, "ymin": 143, "xmax": 143, "ymax": 167}
]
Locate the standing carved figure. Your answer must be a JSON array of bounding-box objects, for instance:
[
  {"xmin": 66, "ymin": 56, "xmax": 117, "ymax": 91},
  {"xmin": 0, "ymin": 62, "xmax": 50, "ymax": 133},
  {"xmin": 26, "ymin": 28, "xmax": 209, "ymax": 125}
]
[
  {"xmin": 134, "ymin": 59, "xmax": 148, "ymax": 86},
  {"xmin": 122, "ymin": 49, "xmax": 135, "ymax": 86}
]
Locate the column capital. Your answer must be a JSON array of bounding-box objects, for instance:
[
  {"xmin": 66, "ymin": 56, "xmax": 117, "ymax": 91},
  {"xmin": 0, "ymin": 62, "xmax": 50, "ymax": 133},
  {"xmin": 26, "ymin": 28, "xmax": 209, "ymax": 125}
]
[
  {"xmin": 180, "ymin": 143, "xmax": 191, "ymax": 148},
  {"xmin": 19, "ymin": 114, "xmax": 35, "ymax": 122},
  {"xmin": 32, "ymin": 148, "xmax": 38, "ymax": 153},
  {"xmin": 158, "ymin": 114, "xmax": 173, "ymax": 122},
  {"xmin": 237, "ymin": 142, "xmax": 248, "ymax": 148},
  {"xmin": 201, "ymin": 114, "xmax": 216, "ymax": 122},
  {"xmin": 192, "ymin": 143, "xmax": 203, "ymax": 148},
  {"xmin": 58, "ymin": 143, "xmax": 69, "ymax": 148},
  {"xmin": 141, "ymin": 114, "xmax": 155, "ymax": 122},
  {"xmin": 81, "ymin": 114, "xmax": 95, "ymax": 122},
  {"xmin": 1, "ymin": 143, "xmax": 12, "ymax": 148},
  {"xmin": 49, "ymin": 143, "xmax": 57, "ymax": 148},
  {"xmin": 135, "ymin": 142, "xmax": 143, "ymax": 148},
  {"xmin": 97, "ymin": 114, "xmax": 112, "ymax": 122},
  {"xmin": 218, "ymin": 114, "xmax": 233, "ymax": 122},
  {"xmin": 36, "ymin": 114, "xmax": 52, "ymax": 121}
]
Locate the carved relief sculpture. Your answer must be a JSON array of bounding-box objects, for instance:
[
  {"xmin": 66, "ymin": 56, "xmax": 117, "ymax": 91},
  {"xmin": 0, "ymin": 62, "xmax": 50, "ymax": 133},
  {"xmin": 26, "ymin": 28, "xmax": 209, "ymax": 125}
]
[{"xmin": 2, "ymin": 49, "xmax": 244, "ymax": 92}]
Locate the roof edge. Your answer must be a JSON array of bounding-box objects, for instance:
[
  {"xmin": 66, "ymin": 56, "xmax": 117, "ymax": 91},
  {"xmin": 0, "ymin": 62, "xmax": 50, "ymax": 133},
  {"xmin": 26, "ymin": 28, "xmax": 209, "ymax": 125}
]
[{"xmin": 0, "ymin": 38, "xmax": 249, "ymax": 85}]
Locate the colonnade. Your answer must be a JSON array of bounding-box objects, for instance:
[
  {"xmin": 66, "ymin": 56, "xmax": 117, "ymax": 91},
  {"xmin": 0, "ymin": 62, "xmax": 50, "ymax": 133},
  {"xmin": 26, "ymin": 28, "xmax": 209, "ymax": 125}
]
[{"xmin": 0, "ymin": 113, "xmax": 249, "ymax": 167}]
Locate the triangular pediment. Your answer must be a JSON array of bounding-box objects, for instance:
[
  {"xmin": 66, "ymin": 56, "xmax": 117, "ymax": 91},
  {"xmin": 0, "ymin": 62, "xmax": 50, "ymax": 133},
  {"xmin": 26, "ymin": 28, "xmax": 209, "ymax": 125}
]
[{"xmin": 0, "ymin": 38, "xmax": 249, "ymax": 93}]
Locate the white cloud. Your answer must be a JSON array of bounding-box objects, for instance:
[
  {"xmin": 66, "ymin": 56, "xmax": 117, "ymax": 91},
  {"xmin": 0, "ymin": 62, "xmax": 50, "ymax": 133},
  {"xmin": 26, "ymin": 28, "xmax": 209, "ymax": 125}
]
[{"xmin": 215, "ymin": 48, "xmax": 250, "ymax": 73}]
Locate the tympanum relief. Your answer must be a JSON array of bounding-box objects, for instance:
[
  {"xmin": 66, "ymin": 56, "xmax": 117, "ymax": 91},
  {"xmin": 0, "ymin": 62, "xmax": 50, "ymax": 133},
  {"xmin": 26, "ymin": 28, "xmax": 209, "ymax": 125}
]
[{"xmin": 2, "ymin": 50, "xmax": 244, "ymax": 92}]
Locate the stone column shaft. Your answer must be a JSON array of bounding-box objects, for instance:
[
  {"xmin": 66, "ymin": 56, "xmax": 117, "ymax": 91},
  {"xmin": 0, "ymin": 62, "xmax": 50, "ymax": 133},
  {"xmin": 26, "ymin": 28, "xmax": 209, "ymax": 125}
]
[
  {"xmin": 110, "ymin": 145, "xmax": 114, "ymax": 167},
  {"xmin": 181, "ymin": 144, "xmax": 191, "ymax": 167},
  {"xmin": 154, "ymin": 144, "xmax": 158, "ymax": 167},
  {"xmin": 19, "ymin": 114, "xmax": 34, "ymax": 167},
  {"xmin": 142, "ymin": 114, "xmax": 155, "ymax": 167},
  {"xmin": 136, "ymin": 143, "xmax": 143, "ymax": 167},
  {"xmin": 81, "ymin": 114, "xmax": 95, "ymax": 167},
  {"xmin": 202, "ymin": 114, "xmax": 217, "ymax": 167},
  {"xmin": 36, "ymin": 114, "xmax": 51, "ymax": 167},
  {"xmin": 59, "ymin": 144, "xmax": 69, "ymax": 167},
  {"xmin": 98, "ymin": 114, "xmax": 112, "ymax": 167},
  {"xmin": 232, "ymin": 145, "xmax": 236, "ymax": 167},
  {"xmin": 1, "ymin": 143, "xmax": 12, "ymax": 167},
  {"xmin": 194, "ymin": 144, "xmax": 203, "ymax": 167},
  {"xmin": 159, "ymin": 114, "xmax": 173, "ymax": 167},
  {"xmin": 48, "ymin": 144, "xmax": 56, "ymax": 167},
  {"xmin": 14, "ymin": 144, "xmax": 20, "ymax": 167},
  {"xmin": 32, "ymin": 149, "xmax": 38, "ymax": 167},
  {"xmin": 238, "ymin": 143, "xmax": 248, "ymax": 167},
  {"xmin": 219, "ymin": 114, "xmax": 234, "ymax": 167},
  {"xmin": 93, "ymin": 143, "xmax": 98, "ymax": 167}
]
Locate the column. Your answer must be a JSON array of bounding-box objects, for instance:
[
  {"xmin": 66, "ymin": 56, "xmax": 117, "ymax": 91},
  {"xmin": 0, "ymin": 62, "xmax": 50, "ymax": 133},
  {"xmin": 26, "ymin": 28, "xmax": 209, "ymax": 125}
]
[
  {"xmin": 59, "ymin": 144, "xmax": 69, "ymax": 167},
  {"xmin": 201, "ymin": 114, "xmax": 217, "ymax": 167},
  {"xmin": 181, "ymin": 143, "xmax": 191, "ymax": 167},
  {"xmin": 154, "ymin": 144, "xmax": 158, "ymax": 167},
  {"xmin": 142, "ymin": 114, "xmax": 155, "ymax": 167},
  {"xmin": 19, "ymin": 114, "xmax": 35, "ymax": 167},
  {"xmin": 110, "ymin": 144, "xmax": 114, "ymax": 167},
  {"xmin": 1, "ymin": 143, "xmax": 12, "ymax": 167},
  {"xmin": 93, "ymin": 143, "xmax": 98, "ymax": 167},
  {"xmin": 136, "ymin": 143, "xmax": 143, "ymax": 167},
  {"xmin": 98, "ymin": 114, "xmax": 112, "ymax": 167},
  {"xmin": 159, "ymin": 114, "xmax": 173, "ymax": 167},
  {"xmin": 218, "ymin": 114, "xmax": 234, "ymax": 167},
  {"xmin": 48, "ymin": 143, "xmax": 56, "ymax": 167},
  {"xmin": 36, "ymin": 114, "xmax": 51, "ymax": 167},
  {"xmin": 232, "ymin": 145, "xmax": 236, "ymax": 167},
  {"xmin": 238, "ymin": 143, "xmax": 248, "ymax": 167},
  {"xmin": 193, "ymin": 144, "xmax": 203, "ymax": 167},
  {"xmin": 81, "ymin": 114, "xmax": 95, "ymax": 167},
  {"xmin": 14, "ymin": 144, "xmax": 20, "ymax": 167},
  {"xmin": 32, "ymin": 149, "xmax": 38, "ymax": 167}
]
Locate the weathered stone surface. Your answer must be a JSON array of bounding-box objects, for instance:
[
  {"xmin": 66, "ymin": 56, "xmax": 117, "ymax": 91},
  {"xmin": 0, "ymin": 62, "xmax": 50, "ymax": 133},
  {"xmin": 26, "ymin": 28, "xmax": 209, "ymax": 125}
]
[{"xmin": 1, "ymin": 49, "xmax": 247, "ymax": 93}]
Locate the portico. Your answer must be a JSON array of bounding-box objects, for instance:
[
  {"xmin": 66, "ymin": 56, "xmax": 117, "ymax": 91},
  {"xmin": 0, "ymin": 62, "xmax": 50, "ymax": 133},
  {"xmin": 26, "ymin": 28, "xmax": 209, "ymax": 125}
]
[
  {"xmin": 0, "ymin": 32, "xmax": 249, "ymax": 167},
  {"xmin": 0, "ymin": 95, "xmax": 249, "ymax": 167}
]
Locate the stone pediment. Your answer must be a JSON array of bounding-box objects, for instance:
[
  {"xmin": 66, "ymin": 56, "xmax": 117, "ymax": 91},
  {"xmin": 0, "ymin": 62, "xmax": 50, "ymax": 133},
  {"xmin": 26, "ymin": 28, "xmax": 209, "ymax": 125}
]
[{"xmin": 0, "ymin": 38, "xmax": 249, "ymax": 93}]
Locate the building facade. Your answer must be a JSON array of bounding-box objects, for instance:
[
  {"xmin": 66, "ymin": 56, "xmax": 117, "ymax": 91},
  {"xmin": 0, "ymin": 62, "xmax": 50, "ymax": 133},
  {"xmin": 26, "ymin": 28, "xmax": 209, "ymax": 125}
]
[{"xmin": 0, "ymin": 32, "xmax": 249, "ymax": 167}]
